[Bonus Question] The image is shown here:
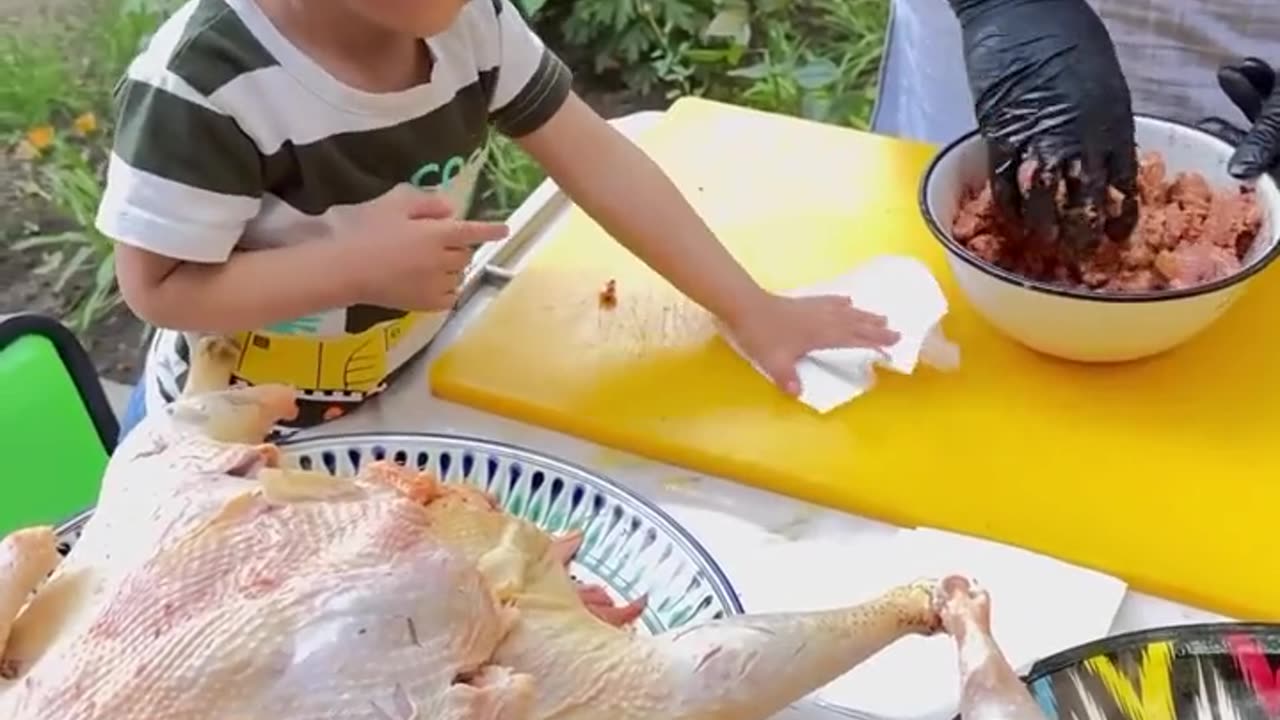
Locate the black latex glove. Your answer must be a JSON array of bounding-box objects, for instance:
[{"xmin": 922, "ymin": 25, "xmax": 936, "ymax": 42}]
[
  {"xmin": 1196, "ymin": 57, "xmax": 1280, "ymax": 180},
  {"xmin": 949, "ymin": 0, "xmax": 1138, "ymax": 252}
]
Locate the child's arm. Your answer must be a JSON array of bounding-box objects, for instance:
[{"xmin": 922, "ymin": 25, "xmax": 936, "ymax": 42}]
[
  {"xmin": 97, "ymin": 73, "xmax": 333, "ymax": 334},
  {"xmin": 491, "ymin": 0, "xmax": 896, "ymax": 393},
  {"xmin": 515, "ymin": 94, "xmax": 771, "ymax": 327},
  {"xmin": 116, "ymin": 242, "xmax": 364, "ymax": 334},
  {"xmin": 113, "ymin": 190, "xmax": 504, "ymax": 334},
  {"xmin": 477, "ymin": 0, "xmax": 766, "ymax": 325}
]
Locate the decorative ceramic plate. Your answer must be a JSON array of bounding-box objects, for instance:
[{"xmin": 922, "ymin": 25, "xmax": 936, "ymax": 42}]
[
  {"xmin": 54, "ymin": 433, "xmax": 743, "ymax": 636},
  {"xmin": 951, "ymin": 623, "xmax": 1280, "ymax": 720}
]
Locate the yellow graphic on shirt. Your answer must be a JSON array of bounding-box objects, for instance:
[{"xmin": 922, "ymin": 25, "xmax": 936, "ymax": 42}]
[{"xmin": 230, "ymin": 314, "xmax": 418, "ymax": 402}]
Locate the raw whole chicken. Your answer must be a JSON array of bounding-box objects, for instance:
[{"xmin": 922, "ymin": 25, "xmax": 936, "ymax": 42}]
[{"xmin": 0, "ymin": 338, "xmax": 1051, "ymax": 720}]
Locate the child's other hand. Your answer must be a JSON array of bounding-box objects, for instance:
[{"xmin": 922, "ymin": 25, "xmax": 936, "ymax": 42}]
[
  {"xmin": 725, "ymin": 293, "xmax": 900, "ymax": 397},
  {"xmin": 354, "ymin": 189, "xmax": 509, "ymax": 311}
]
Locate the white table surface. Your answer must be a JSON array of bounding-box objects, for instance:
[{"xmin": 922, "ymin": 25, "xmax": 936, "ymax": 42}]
[{"xmin": 299, "ymin": 110, "xmax": 1231, "ymax": 717}]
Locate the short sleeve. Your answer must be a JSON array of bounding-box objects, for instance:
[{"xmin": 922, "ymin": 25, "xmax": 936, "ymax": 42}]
[
  {"xmin": 95, "ymin": 77, "xmax": 263, "ymax": 264},
  {"xmin": 485, "ymin": 0, "xmax": 573, "ymax": 138}
]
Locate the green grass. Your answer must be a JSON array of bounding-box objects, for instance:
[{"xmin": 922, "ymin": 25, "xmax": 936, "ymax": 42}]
[
  {"xmin": 0, "ymin": 0, "xmax": 175, "ymax": 136},
  {"xmin": 0, "ymin": 0, "xmax": 889, "ymax": 326},
  {"xmin": 0, "ymin": 33, "xmax": 80, "ymax": 130}
]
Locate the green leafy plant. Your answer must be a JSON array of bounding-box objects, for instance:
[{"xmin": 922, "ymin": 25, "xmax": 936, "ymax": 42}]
[
  {"xmin": 712, "ymin": 0, "xmax": 885, "ymax": 128},
  {"xmin": 0, "ymin": 0, "xmax": 175, "ymax": 136},
  {"xmin": 79, "ymin": 0, "xmax": 179, "ymax": 111},
  {"xmin": 14, "ymin": 142, "xmax": 121, "ymax": 332},
  {"xmin": 0, "ymin": 31, "xmax": 82, "ymax": 132},
  {"xmin": 516, "ymin": 0, "xmax": 886, "ymax": 125},
  {"xmin": 524, "ymin": 0, "xmax": 720, "ymax": 97},
  {"xmin": 478, "ymin": 132, "xmax": 546, "ymax": 220}
]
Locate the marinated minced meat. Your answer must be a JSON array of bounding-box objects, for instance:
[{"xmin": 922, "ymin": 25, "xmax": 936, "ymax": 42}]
[{"xmin": 951, "ymin": 152, "xmax": 1262, "ymax": 292}]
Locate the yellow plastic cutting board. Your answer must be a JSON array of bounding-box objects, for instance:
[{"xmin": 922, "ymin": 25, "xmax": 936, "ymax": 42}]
[{"xmin": 432, "ymin": 97, "xmax": 1280, "ymax": 619}]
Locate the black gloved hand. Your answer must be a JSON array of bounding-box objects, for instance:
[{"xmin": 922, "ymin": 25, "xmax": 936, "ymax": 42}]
[
  {"xmin": 1196, "ymin": 58, "xmax": 1280, "ymax": 180},
  {"xmin": 949, "ymin": 0, "xmax": 1138, "ymax": 252}
]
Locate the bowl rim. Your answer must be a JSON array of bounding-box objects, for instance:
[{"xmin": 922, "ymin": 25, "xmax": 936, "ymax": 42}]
[
  {"xmin": 1021, "ymin": 621, "xmax": 1280, "ymax": 680},
  {"xmin": 918, "ymin": 113, "xmax": 1280, "ymax": 303},
  {"xmin": 945, "ymin": 621, "xmax": 1280, "ymax": 720}
]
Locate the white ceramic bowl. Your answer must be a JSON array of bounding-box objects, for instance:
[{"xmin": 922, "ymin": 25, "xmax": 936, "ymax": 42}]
[{"xmin": 920, "ymin": 116, "xmax": 1280, "ymax": 362}]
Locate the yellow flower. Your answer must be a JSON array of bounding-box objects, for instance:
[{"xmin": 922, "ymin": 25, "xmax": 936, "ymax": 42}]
[
  {"xmin": 25, "ymin": 125, "xmax": 55, "ymax": 152},
  {"xmin": 73, "ymin": 112, "xmax": 98, "ymax": 136}
]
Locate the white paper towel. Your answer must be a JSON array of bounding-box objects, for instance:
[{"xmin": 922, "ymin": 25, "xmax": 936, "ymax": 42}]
[{"xmin": 728, "ymin": 255, "xmax": 960, "ymax": 413}]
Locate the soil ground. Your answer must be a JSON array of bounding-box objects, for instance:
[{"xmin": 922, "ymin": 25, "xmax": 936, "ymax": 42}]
[{"xmin": 0, "ymin": 1, "xmax": 663, "ymax": 385}]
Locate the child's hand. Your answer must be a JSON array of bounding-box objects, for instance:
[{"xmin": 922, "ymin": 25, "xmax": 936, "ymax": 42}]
[
  {"xmin": 725, "ymin": 293, "xmax": 900, "ymax": 396},
  {"xmin": 353, "ymin": 191, "xmax": 509, "ymax": 311}
]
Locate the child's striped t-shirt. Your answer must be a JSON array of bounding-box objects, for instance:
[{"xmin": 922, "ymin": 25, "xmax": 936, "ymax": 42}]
[{"xmin": 96, "ymin": 0, "xmax": 571, "ymax": 432}]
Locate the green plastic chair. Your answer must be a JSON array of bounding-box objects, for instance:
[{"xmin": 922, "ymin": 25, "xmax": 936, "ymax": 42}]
[{"xmin": 0, "ymin": 313, "xmax": 119, "ymax": 537}]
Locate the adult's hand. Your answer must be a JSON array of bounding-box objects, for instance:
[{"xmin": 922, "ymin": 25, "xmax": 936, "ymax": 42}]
[
  {"xmin": 949, "ymin": 0, "xmax": 1138, "ymax": 252},
  {"xmin": 1197, "ymin": 58, "xmax": 1280, "ymax": 180}
]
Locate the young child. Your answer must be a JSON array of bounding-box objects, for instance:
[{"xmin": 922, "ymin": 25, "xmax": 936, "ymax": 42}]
[{"xmin": 100, "ymin": 0, "xmax": 899, "ymax": 439}]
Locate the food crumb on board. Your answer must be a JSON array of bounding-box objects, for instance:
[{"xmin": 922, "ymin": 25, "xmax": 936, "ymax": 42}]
[{"xmin": 598, "ymin": 279, "xmax": 618, "ymax": 308}]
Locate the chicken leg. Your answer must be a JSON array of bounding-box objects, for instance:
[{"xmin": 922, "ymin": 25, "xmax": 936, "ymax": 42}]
[
  {"xmin": 650, "ymin": 579, "xmax": 943, "ymax": 719},
  {"xmin": 496, "ymin": 577, "xmax": 946, "ymax": 720},
  {"xmin": 0, "ymin": 528, "xmax": 59, "ymax": 673},
  {"xmin": 936, "ymin": 577, "xmax": 1048, "ymax": 720}
]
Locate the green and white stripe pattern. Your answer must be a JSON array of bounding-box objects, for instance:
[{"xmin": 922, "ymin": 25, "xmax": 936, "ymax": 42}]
[{"xmin": 96, "ymin": 0, "xmax": 572, "ymax": 428}]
